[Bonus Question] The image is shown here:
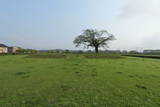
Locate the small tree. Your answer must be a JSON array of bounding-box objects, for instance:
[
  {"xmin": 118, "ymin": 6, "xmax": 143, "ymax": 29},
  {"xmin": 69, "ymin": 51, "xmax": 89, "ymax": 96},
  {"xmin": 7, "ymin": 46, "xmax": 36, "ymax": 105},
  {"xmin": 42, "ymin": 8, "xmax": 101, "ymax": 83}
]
[{"xmin": 73, "ymin": 29, "xmax": 115, "ymax": 53}]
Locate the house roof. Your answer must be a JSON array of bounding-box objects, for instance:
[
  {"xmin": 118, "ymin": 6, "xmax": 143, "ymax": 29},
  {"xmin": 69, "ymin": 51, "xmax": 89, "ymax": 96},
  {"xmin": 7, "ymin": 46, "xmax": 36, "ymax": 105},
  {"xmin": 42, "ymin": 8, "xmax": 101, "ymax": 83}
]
[{"xmin": 0, "ymin": 44, "xmax": 8, "ymax": 47}]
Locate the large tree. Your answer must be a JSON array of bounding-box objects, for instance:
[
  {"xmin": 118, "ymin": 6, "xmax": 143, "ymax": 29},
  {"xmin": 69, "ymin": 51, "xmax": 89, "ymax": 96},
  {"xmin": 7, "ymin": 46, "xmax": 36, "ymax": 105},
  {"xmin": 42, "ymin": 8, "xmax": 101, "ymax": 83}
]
[{"xmin": 73, "ymin": 29, "xmax": 115, "ymax": 53}]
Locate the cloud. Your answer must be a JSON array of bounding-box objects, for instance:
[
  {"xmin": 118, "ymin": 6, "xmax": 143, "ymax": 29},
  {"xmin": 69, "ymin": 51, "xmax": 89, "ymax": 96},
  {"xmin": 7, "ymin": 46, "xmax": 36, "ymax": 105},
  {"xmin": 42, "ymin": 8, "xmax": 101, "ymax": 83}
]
[
  {"xmin": 141, "ymin": 33, "xmax": 160, "ymax": 49},
  {"xmin": 120, "ymin": 0, "xmax": 160, "ymax": 18},
  {"xmin": 110, "ymin": 0, "xmax": 160, "ymax": 50}
]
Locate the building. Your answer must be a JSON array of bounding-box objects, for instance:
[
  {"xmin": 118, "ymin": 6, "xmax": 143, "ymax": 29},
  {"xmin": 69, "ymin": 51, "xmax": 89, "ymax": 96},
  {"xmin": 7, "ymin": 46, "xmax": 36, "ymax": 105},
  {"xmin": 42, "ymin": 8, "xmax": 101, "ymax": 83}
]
[
  {"xmin": 8, "ymin": 47, "xmax": 19, "ymax": 53},
  {"xmin": 0, "ymin": 43, "xmax": 19, "ymax": 53},
  {"xmin": 0, "ymin": 44, "xmax": 8, "ymax": 53}
]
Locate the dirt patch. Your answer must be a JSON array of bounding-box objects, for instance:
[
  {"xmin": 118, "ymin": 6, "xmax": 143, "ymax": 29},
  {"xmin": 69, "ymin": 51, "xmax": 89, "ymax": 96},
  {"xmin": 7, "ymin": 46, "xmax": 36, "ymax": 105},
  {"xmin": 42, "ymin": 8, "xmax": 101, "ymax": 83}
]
[
  {"xmin": 48, "ymin": 66, "xmax": 55, "ymax": 69},
  {"xmin": 116, "ymin": 72, "xmax": 123, "ymax": 74},
  {"xmin": 91, "ymin": 71, "xmax": 98, "ymax": 77},
  {"xmin": 151, "ymin": 75, "xmax": 159, "ymax": 78},
  {"xmin": 128, "ymin": 74, "xmax": 142, "ymax": 79},
  {"xmin": 15, "ymin": 72, "xmax": 29, "ymax": 76},
  {"xmin": 75, "ymin": 71, "xmax": 80, "ymax": 74},
  {"xmin": 85, "ymin": 55, "xmax": 121, "ymax": 59},
  {"xmin": 27, "ymin": 66, "xmax": 34, "ymax": 69},
  {"xmin": 21, "ymin": 75, "xmax": 30, "ymax": 78},
  {"xmin": 60, "ymin": 84, "xmax": 72, "ymax": 91},
  {"xmin": 72, "ymin": 63, "xmax": 79, "ymax": 66},
  {"xmin": 27, "ymin": 54, "xmax": 66, "ymax": 59},
  {"xmin": 136, "ymin": 84, "xmax": 147, "ymax": 90}
]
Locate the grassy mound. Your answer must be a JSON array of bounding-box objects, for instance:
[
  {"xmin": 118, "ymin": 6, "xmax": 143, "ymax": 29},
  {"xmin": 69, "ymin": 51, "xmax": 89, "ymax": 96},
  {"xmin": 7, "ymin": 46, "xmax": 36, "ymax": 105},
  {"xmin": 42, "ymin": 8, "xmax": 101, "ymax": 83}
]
[
  {"xmin": 84, "ymin": 54, "xmax": 122, "ymax": 59},
  {"xmin": 27, "ymin": 54, "xmax": 66, "ymax": 59}
]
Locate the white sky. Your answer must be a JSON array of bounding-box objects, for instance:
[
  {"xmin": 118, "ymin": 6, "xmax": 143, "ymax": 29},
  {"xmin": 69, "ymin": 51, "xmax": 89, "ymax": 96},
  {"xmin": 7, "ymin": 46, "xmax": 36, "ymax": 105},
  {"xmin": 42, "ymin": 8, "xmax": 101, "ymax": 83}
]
[{"xmin": 111, "ymin": 0, "xmax": 160, "ymax": 51}]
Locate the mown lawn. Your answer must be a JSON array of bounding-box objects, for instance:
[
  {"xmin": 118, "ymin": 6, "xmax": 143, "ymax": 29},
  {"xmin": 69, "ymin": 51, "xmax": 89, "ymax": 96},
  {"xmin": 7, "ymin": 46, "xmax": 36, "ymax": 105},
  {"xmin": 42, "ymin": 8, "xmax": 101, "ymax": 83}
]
[{"xmin": 0, "ymin": 54, "xmax": 160, "ymax": 107}]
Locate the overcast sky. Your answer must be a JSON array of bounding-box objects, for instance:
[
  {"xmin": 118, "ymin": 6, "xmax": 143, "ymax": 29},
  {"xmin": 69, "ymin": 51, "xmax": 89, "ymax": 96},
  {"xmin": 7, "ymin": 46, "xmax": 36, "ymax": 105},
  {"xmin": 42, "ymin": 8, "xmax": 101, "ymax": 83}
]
[{"xmin": 0, "ymin": 0, "xmax": 160, "ymax": 51}]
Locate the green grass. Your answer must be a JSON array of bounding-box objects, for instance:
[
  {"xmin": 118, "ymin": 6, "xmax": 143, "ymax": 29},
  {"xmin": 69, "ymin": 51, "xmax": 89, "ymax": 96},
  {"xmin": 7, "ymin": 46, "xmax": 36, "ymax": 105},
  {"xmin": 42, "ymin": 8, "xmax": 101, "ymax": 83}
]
[{"xmin": 0, "ymin": 54, "xmax": 160, "ymax": 107}]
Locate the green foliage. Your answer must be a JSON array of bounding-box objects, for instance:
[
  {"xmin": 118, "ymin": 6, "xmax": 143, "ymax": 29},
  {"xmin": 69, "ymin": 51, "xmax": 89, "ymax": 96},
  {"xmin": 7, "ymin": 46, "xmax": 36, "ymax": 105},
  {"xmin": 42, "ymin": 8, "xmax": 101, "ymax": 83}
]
[
  {"xmin": 73, "ymin": 29, "xmax": 115, "ymax": 53},
  {"xmin": 17, "ymin": 48, "xmax": 38, "ymax": 54},
  {"xmin": 0, "ymin": 55, "xmax": 160, "ymax": 106}
]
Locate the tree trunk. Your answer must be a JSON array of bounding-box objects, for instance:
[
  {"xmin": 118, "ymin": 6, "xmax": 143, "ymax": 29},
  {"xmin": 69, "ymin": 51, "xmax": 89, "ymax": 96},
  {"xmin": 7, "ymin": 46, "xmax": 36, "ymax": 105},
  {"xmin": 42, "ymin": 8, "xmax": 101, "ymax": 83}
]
[{"xmin": 95, "ymin": 46, "xmax": 99, "ymax": 53}]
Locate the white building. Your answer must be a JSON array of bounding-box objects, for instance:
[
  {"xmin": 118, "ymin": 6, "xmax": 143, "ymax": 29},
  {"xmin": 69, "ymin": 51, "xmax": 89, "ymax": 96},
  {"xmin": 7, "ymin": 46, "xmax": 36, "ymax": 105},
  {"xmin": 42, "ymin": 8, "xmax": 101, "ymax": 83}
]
[
  {"xmin": 0, "ymin": 44, "xmax": 8, "ymax": 53},
  {"xmin": 0, "ymin": 44, "xmax": 19, "ymax": 53}
]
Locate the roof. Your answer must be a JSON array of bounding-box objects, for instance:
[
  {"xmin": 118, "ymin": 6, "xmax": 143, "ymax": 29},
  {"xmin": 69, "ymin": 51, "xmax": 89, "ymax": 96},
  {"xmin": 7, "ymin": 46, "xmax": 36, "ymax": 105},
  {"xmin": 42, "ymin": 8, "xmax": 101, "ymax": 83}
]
[{"xmin": 0, "ymin": 44, "xmax": 8, "ymax": 47}]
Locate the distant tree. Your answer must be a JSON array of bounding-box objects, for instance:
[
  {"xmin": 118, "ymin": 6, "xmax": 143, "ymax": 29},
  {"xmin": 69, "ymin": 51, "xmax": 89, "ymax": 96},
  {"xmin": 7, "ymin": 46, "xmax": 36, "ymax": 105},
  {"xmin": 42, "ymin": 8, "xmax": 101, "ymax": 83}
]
[
  {"xmin": 17, "ymin": 48, "xmax": 38, "ymax": 54},
  {"xmin": 16, "ymin": 48, "xmax": 26, "ymax": 53},
  {"xmin": 122, "ymin": 50, "xmax": 128, "ymax": 54},
  {"xmin": 77, "ymin": 50, "xmax": 83, "ymax": 54},
  {"xmin": 129, "ymin": 50, "xmax": 139, "ymax": 54},
  {"xmin": 73, "ymin": 29, "xmax": 115, "ymax": 53},
  {"xmin": 64, "ymin": 49, "xmax": 70, "ymax": 53}
]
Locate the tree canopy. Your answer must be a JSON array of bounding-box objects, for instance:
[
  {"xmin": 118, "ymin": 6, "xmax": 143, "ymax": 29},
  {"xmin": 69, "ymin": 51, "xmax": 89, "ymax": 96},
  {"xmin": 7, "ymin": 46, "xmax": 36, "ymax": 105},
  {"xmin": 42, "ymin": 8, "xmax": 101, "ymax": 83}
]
[{"xmin": 73, "ymin": 29, "xmax": 115, "ymax": 53}]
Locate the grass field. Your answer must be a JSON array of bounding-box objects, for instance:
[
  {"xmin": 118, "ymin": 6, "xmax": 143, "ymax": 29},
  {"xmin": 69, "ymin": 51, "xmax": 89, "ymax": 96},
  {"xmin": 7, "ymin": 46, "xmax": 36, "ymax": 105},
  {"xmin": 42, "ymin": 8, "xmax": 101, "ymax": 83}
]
[{"xmin": 0, "ymin": 54, "xmax": 160, "ymax": 107}]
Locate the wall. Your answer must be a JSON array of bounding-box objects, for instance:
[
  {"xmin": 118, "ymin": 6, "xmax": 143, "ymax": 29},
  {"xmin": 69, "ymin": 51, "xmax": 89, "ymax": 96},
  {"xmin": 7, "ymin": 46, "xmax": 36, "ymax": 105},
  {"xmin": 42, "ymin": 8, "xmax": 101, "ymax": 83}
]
[{"xmin": 0, "ymin": 47, "xmax": 8, "ymax": 53}]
